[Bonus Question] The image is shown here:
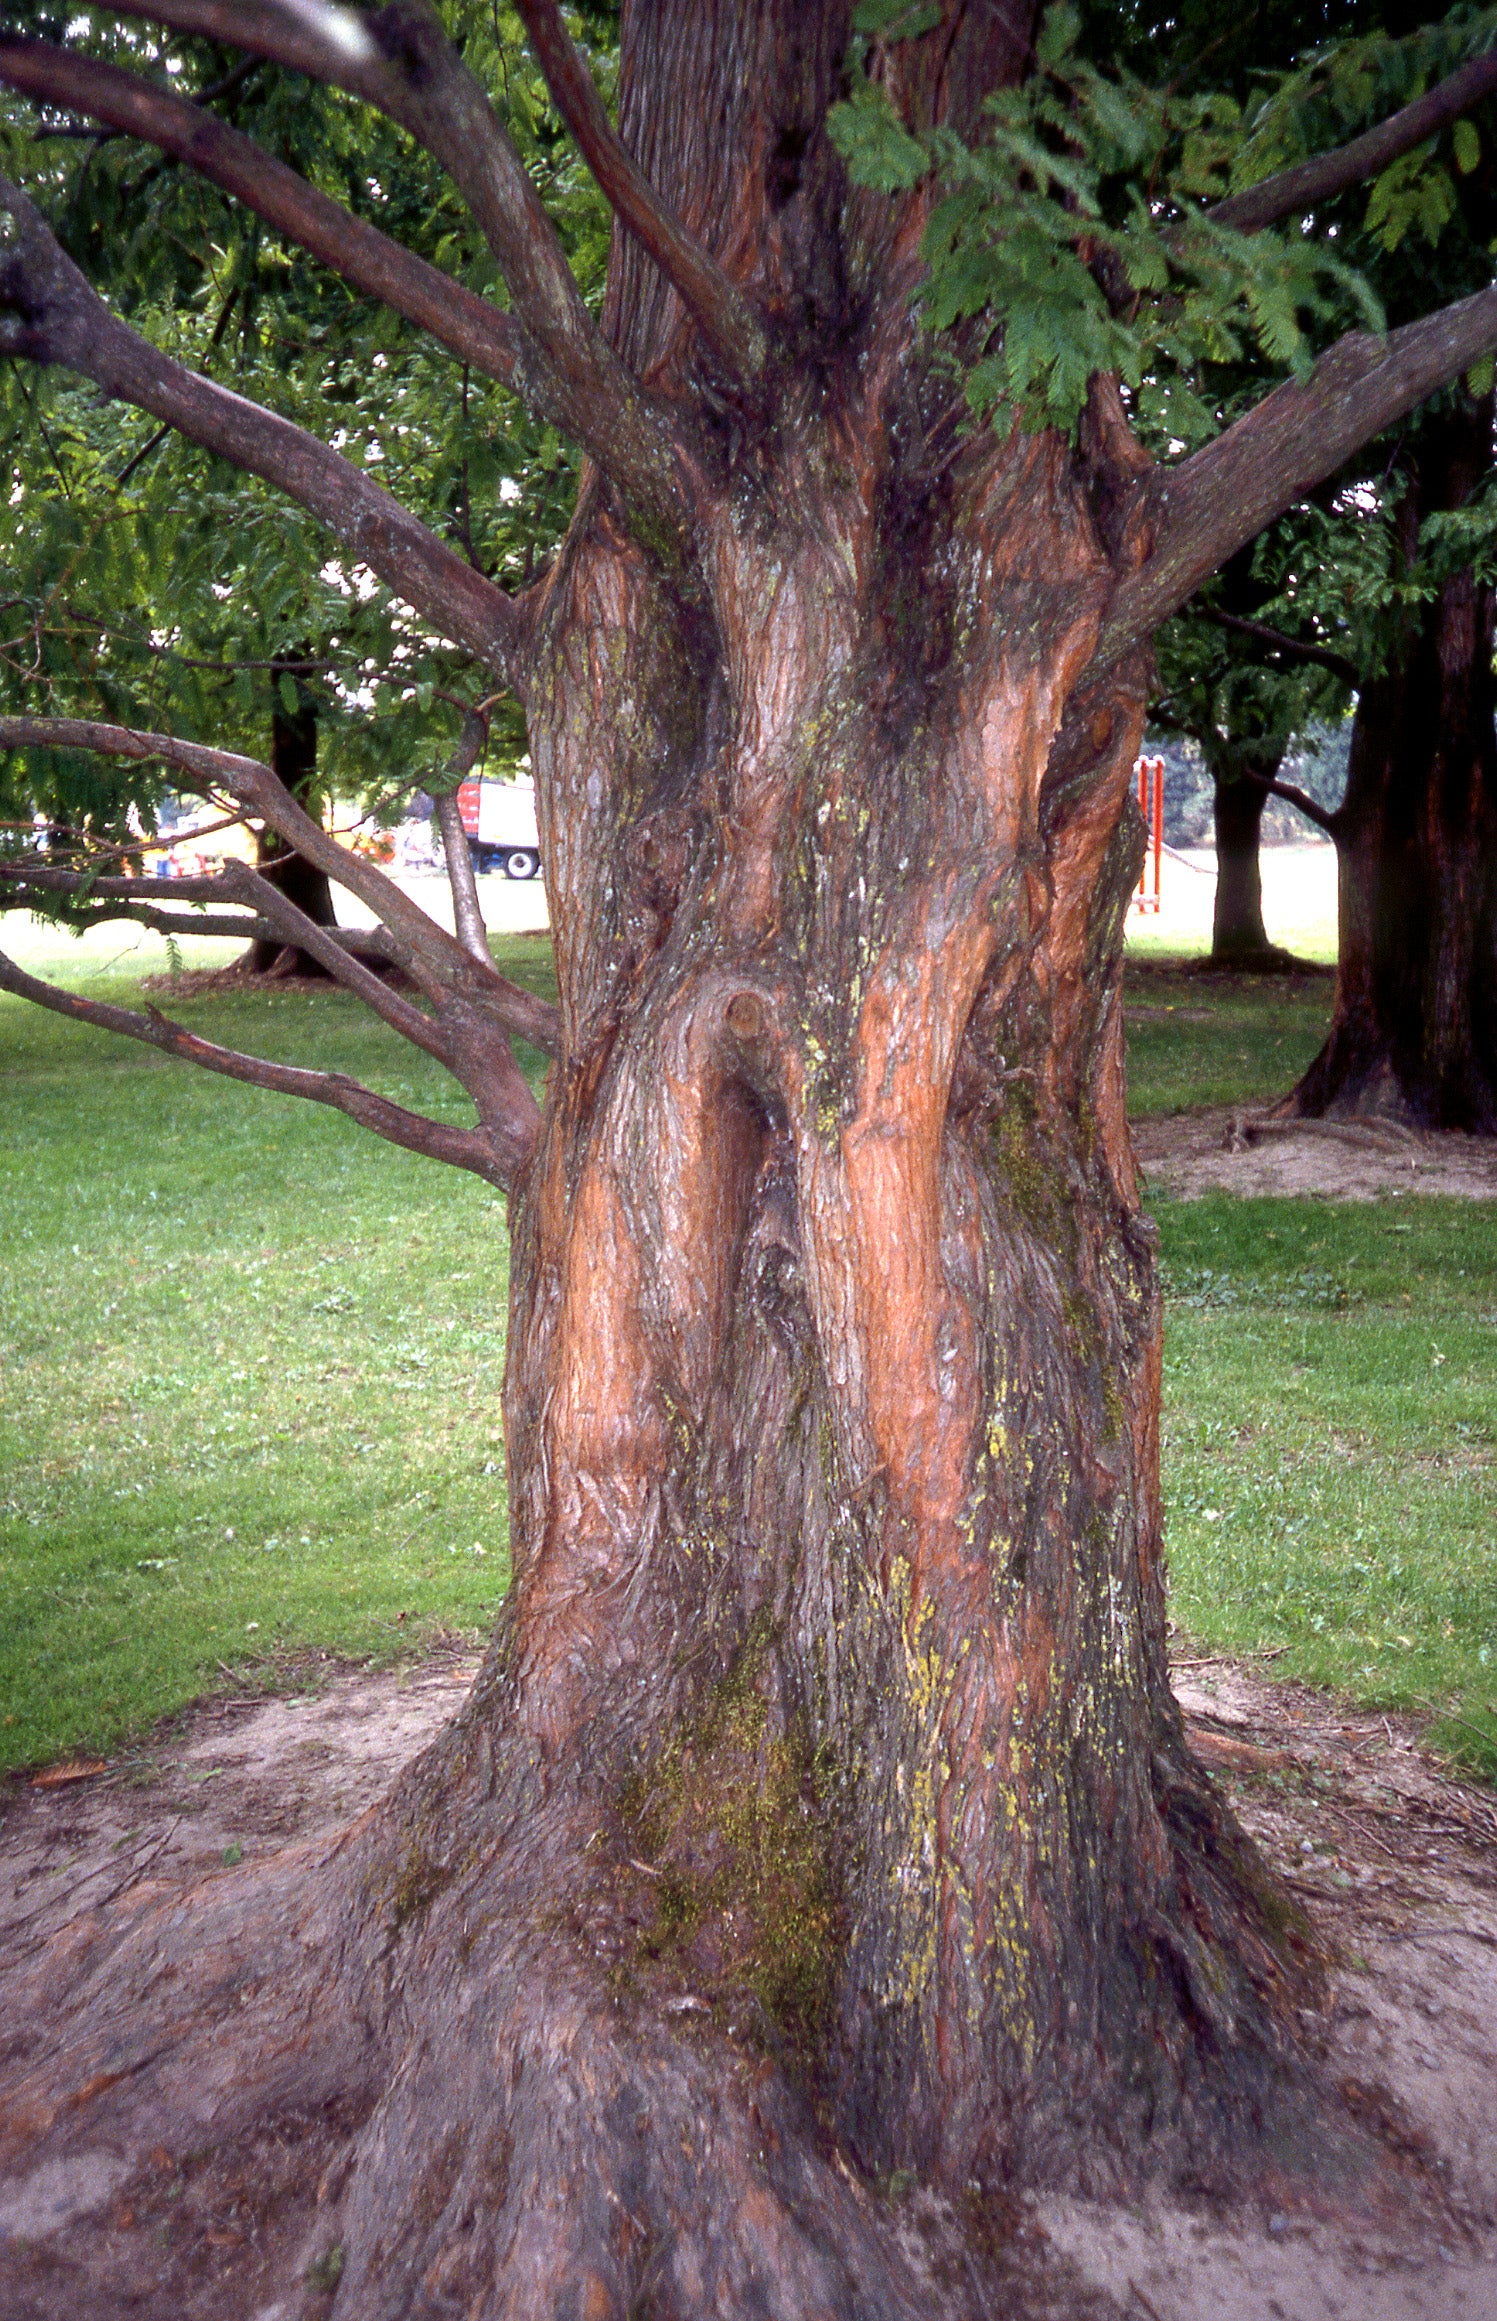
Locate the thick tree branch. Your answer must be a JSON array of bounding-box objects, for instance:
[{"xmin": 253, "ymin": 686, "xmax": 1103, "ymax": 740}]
[
  {"xmin": 0, "ymin": 717, "xmax": 563, "ymax": 1058},
  {"xmin": 1097, "ymin": 280, "xmax": 1497, "ymax": 669},
  {"xmin": 1198, "ymin": 605, "xmax": 1358, "ymax": 684},
  {"xmin": 0, "ymin": 943, "xmax": 515, "ymax": 1185},
  {"xmin": 0, "ymin": 38, "xmax": 529, "ymax": 395},
  {"xmin": 1239, "ymin": 763, "xmax": 1340, "ymax": 836},
  {"xmin": 1207, "ymin": 50, "xmax": 1497, "ymax": 237},
  {"xmin": 104, "ymin": 0, "xmax": 697, "ymax": 550},
  {"xmin": 511, "ymin": 0, "xmax": 767, "ymax": 386},
  {"xmin": 0, "ymin": 181, "xmax": 530, "ymax": 687}
]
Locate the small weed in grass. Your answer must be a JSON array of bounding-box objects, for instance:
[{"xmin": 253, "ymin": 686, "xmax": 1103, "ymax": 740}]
[{"xmin": 1157, "ymin": 1195, "xmax": 1497, "ymax": 1781}]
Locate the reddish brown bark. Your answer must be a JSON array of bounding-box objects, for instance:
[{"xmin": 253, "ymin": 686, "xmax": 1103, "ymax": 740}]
[
  {"xmin": 2, "ymin": 5, "xmax": 1475, "ymax": 2313},
  {"xmin": 1290, "ymin": 395, "xmax": 1497, "ymax": 1128}
]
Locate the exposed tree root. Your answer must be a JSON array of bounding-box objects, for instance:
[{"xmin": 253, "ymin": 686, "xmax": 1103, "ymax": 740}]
[{"xmin": 0, "ymin": 1686, "xmax": 1439, "ymax": 2321}]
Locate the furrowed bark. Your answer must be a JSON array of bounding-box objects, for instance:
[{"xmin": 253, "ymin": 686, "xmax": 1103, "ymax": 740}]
[
  {"xmin": 0, "ymin": 180, "xmax": 530, "ymax": 686},
  {"xmin": 0, "ymin": 7, "xmax": 1446, "ymax": 2314},
  {"xmin": 513, "ymin": 0, "xmax": 768, "ymax": 384}
]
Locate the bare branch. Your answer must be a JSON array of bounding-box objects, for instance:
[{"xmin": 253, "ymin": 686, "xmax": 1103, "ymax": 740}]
[
  {"xmin": 432, "ymin": 789, "xmax": 490, "ymax": 966},
  {"xmin": 0, "ymin": 942, "xmax": 516, "ymax": 1186},
  {"xmin": 0, "ymin": 886, "xmax": 399, "ymax": 965},
  {"xmin": 512, "ymin": 0, "xmax": 767, "ymax": 385},
  {"xmin": 0, "ymin": 182, "xmax": 530, "ymax": 688},
  {"xmin": 429, "ymin": 710, "xmax": 492, "ymax": 967},
  {"xmin": 1207, "ymin": 51, "xmax": 1497, "ymax": 237},
  {"xmin": 1238, "ymin": 763, "xmax": 1340, "ymax": 836},
  {"xmin": 11, "ymin": 900, "xmax": 271, "ymax": 940},
  {"xmin": 0, "ymin": 38, "xmax": 528, "ymax": 394},
  {"xmin": 0, "ymin": 850, "xmax": 455, "ymax": 1055},
  {"xmin": 1197, "ymin": 606, "xmax": 1358, "ymax": 685},
  {"xmin": 103, "ymin": 0, "xmax": 697, "ymax": 549},
  {"xmin": 1096, "ymin": 279, "xmax": 1497, "ymax": 670},
  {"xmin": 0, "ymin": 717, "xmax": 563, "ymax": 1058}
]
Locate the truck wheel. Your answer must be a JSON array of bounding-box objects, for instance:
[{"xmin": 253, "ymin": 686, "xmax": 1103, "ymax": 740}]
[{"xmin": 505, "ymin": 849, "xmax": 539, "ymax": 881}]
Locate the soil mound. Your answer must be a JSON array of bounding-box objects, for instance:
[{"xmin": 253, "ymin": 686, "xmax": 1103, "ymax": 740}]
[
  {"xmin": 3, "ymin": 1652, "xmax": 1495, "ymax": 2318},
  {"xmin": 1135, "ymin": 1107, "xmax": 1497, "ymax": 1202}
]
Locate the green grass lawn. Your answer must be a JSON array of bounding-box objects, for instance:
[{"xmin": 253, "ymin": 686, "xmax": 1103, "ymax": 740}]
[
  {"xmin": 1123, "ymin": 958, "xmax": 1335, "ymax": 1117},
  {"xmin": 2, "ymin": 929, "xmax": 1492, "ymax": 1784},
  {"xmin": 1, "ymin": 924, "xmax": 554, "ymax": 1773},
  {"xmin": 1156, "ymin": 1196, "xmax": 1497, "ymax": 1781}
]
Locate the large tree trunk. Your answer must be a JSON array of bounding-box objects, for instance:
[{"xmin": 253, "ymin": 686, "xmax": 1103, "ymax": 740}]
[
  {"xmin": 246, "ymin": 687, "xmax": 341, "ymax": 977},
  {"xmin": 1289, "ymin": 395, "xmax": 1497, "ymax": 1127},
  {"xmin": 2, "ymin": 10, "xmax": 1368, "ymax": 2315}
]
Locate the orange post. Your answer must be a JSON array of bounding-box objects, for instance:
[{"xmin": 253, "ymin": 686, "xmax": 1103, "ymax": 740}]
[{"xmin": 1133, "ymin": 755, "xmax": 1163, "ymax": 913}]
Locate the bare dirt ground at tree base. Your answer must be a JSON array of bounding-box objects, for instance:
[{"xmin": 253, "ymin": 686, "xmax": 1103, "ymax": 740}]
[
  {"xmin": 3, "ymin": 1652, "xmax": 1496, "ymax": 2318},
  {"xmin": 1134, "ymin": 1106, "xmax": 1497, "ymax": 1202}
]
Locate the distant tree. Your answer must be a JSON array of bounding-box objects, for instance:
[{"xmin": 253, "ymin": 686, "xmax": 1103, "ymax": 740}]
[
  {"xmin": 1144, "ymin": 11, "xmax": 1497, "ymax": 1104},
  {"xmin": 1286, "ymin": 386, "xmax": 1497, "ymax": 1121},
  {"xmin": 1154, "ymin": 533, "xmax": 1353, "ymax": 964}
]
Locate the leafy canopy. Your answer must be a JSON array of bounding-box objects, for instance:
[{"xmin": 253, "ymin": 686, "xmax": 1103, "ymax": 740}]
[
  {"xmin": 0, "ymin": 5, "xmax": 614, "ymax": 855},
  {"xmin": 829, "ymin": 0, "xmax": 1497, "ymax": 439}
]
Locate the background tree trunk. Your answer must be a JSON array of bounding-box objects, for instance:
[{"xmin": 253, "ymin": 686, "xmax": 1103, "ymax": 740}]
[
  {"xmin": 1208, "ymin": 754, "xmax": 1279, "ymax": 963},
  {"xmin": 246, "ymin": 682, "xmax": 340, "ymax": 977},
  {"xmin": 1290, "ymin": 394, "xmax": 1497, "ymax": 1126}
]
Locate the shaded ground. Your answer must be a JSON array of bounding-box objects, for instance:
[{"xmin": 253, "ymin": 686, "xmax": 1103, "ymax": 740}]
[
  {"xmin": 2, "ymin": 1651, "xmax": 1494, "ymax": 2318},
  {"xmin": 1135, "ymin": 1106, "xmax": 1497, "ymax": 1202}
]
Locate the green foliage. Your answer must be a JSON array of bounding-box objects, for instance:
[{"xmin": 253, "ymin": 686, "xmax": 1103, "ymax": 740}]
[
  {"xmin": 829, "ymin": 2, "xmax": 1497, "ymax": 436},
  {"xmin": 0, "ymin": 6, "xmax": 611, "ymax": 852}
]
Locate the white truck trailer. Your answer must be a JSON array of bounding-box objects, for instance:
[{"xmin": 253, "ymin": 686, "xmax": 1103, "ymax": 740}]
[{"xmin": 455, "ymin": 775, "xmax": 542, "ymax": 879}]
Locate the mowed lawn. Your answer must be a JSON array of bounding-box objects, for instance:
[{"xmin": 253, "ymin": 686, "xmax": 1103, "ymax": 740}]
[
  {"xmin": 2, "ymin": 923, "xmax": 1494, "ymax": 1781},
  {"xmin": 1, "ymin": 921, "xmax": 554, "ymax": 1773}
]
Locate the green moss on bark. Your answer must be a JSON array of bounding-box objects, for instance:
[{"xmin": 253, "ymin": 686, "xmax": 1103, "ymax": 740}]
[{"xmin": 620, "ymin": 1648, "xmax": 839, "ymax": 2047}]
